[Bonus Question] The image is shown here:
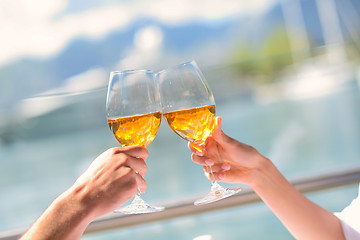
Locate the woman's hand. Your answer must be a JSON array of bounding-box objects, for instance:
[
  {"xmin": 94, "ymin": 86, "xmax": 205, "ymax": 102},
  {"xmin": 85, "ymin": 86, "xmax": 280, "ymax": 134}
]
[
  {"xmin": 190, "ymin": 117, "xmax": 345, "ymax": 240},
  {"xmin": 189, "ymin": 117, "xmax": 269, "ymax": 187}
]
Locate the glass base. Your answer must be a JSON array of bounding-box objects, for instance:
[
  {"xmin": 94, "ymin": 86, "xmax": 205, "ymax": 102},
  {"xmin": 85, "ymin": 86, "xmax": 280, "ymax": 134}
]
[
  {"xmin": 114, "ymin": 195, "xmax": 165, "ymax": 214},
  {"xmin": 194, "ymin": 182, "xmax": 242, "ymax": 205}
]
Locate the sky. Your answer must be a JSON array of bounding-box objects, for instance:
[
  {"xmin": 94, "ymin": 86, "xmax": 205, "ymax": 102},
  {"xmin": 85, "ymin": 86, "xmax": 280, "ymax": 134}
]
[
  {"xmin": 0, "ymin": 0, "xmax": 357, "ymax": 126},
  {"xmin": 0, "ymin": 0, "xmax": 277, "ymax": 68},
  {"xmin": 0, "ymin": 0, "xmax": 282, "ymax": 116}
]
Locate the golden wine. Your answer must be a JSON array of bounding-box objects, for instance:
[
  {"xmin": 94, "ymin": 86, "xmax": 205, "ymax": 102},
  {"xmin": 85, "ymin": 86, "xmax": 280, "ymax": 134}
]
[
  {"xmin": 108, "ymin": 112, "xmax": 161, "ymax": 147},
  {"xmin": 163, "ymin": 105, "xmax": 216, "ymax": 146}
]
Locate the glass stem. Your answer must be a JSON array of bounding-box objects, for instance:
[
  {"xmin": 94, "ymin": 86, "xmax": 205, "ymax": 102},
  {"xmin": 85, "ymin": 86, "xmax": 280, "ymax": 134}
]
[
  {"xmin": 196, "ymin": 142, "xmax": 217, "ymax": 185},
  {"xmin": 208, "ymin": 165, "xmax": 217, "ymax": 185},
  {"xmin": 135, "ymin": 170, "xmax": 142, "ymax": 197}
]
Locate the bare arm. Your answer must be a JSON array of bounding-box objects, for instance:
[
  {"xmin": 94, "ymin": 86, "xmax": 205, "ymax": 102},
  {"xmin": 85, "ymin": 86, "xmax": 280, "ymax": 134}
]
[
  {"xmin": 20, "ymin": 146, "xmax": 148, "ymax": 240},
  {"xmin": 251, "ymin": 157, "xmax": 344, "ymax": 240},
  {"xmin": 189, "ymin": 117, "xmax": 345, "ymax": 240}
]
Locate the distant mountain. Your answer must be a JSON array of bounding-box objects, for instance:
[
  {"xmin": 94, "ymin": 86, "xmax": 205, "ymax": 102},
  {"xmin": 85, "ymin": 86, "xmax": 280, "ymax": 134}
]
[
  {"xmin": 0, "ymin": 0, "xmax": 358, "ymax": 112},
  {"xmin": 0, "ymin": 18, "xmax": 235, "ymax": 110},
  {"xmin": 0, "ymin": 0, "xmax": 359, "ymax": 143}
]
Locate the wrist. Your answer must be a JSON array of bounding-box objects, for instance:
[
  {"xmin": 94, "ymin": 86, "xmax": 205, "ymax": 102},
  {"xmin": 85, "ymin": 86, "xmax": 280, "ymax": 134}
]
[
  {"xmin": 50, "ymin": 186, "xmax": 94, "ymax": 236},
  {"xmin": 59, "ymin": 184, "xmax": 95, "ymax": 223},
  {"xmin": 246, "ymin": 156, "xmax": 279, "ymax": 191},
  {"xmin": 21, "ymin": 186, "xmax": 93, "ymax": 240},
  {"xmin": 248, "ymin": 156, "xmax": 297, "ymax": 203}
]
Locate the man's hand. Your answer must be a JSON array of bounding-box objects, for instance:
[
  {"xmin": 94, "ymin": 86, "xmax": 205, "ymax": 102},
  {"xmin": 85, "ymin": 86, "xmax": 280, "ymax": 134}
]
[
  {"xmin": 20, "ymin": 146, "xmax": 149, "ymax": 240},
  {"xmin": 71, "ymin": 146, "xmax": 148, "ymax": 218}
]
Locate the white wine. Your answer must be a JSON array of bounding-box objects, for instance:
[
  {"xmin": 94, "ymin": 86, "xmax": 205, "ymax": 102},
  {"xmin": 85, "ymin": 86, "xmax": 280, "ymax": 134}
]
[
  {"xmin": 163, "ymin": 105, "xmax": 215, "ymax": 150},
  {"xmin": 108, "ymin": 112, "xmax": 161, "ymax": 147}
]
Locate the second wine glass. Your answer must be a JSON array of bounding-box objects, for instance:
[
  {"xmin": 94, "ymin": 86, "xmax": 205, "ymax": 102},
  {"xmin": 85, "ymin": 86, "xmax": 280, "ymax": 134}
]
[
  {"xmin": 106, "ymin": 70, "xmax": 164, "ymax": 214},
  {"xmin": 157, "ymin": 60, "xmax": 242, "ymax": 205}
]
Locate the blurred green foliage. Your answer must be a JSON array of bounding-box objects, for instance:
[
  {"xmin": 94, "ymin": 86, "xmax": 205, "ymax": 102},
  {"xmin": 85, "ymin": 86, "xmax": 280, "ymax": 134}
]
[
  {"xmin": 229, "ymin": 23, "xmax": 360, "ymax": 84},
  {"xmin": 229, "ymin": 24, "xmax": 293, "ymax": 83}
]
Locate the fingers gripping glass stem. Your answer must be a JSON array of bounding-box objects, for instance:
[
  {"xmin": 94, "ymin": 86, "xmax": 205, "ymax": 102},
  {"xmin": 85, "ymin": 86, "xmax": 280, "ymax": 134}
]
[
  {"xmin": 113, "ymin": 171, "xmax": 164, "ymax": 214},
  {"xmin": 158, "ymin": 60, "xmax": 242, "ymax": 205},
  {"xmin": 106, "ymin": 70, "xmax": 164, "ymax": 214}
]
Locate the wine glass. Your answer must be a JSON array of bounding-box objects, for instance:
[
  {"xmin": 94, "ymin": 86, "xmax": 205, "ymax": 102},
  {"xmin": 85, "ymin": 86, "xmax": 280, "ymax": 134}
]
[
  {"xmin": 157, "ymin": 60, "xmax": 242, "ymax": 205},
  {"xmin": 106, "ymin": 70, "xmax": 164, "ymax": 214}
]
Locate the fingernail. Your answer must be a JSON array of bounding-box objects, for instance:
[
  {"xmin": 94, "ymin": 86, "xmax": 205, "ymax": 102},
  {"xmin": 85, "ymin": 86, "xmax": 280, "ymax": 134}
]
[
  {"xmin": 221, "ymin": 163, "xmax": 231, "ymax": 170},
  {"xmin": 218, "ymin": 173, "xmax": 224, "ymax": 180},
  {"xmin": 205, "ymin": 159, "xmax": 214, "ymax": 166},
  {"xmin": 197, "ymin": 150, "xmax": 205, "ymax": 156}
]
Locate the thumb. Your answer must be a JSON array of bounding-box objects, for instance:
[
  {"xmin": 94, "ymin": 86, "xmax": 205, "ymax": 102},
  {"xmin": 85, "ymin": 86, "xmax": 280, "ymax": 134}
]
[{"xmin": 212, "ymin": 116, "xmax": 230, "ymax": 145}]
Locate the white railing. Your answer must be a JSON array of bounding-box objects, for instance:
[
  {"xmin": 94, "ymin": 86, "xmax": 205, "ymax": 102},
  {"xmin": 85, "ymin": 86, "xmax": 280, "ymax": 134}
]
[{"xmin": 1, "ymin": 166, "xmax": 360, "ymax": 240}]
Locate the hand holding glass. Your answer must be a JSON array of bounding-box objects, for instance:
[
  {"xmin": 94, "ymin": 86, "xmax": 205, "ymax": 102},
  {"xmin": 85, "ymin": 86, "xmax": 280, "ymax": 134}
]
[
  {"xmin": 157, "ymin": 61, "xmax": 242, "ymax": 205},
  {"xmin": 106, "ymin": 70, "xmax": 164, "ymax": 214}
]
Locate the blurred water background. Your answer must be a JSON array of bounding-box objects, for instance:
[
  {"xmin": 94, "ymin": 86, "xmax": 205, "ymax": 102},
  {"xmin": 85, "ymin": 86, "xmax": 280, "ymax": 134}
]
[{"xmin": 1, "ymin": 0, "xmax": 360, "ymax": 239}]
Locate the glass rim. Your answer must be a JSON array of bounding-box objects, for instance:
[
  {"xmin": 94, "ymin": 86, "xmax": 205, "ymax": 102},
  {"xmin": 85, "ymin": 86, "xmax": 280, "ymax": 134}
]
[
  {"xmin": 156, "ymin": 60, "xmax": 197, "ymax": 75},
  {"xmin": 110, "ymin": 69, "xmax": 153, "ymax": 75}
]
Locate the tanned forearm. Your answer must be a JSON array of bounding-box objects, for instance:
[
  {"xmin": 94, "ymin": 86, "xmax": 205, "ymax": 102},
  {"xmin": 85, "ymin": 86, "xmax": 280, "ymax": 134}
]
[
  {"xmin": 250, "ymin": 158, "xmax": 345, "ymax": 240},
  {"xmin": 20, "ymin": 147, "xmax": 148, "ymax": 240},
  {"xmin": 20, "ymin": 187, "xmax": 92, "ymax": 240}
]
